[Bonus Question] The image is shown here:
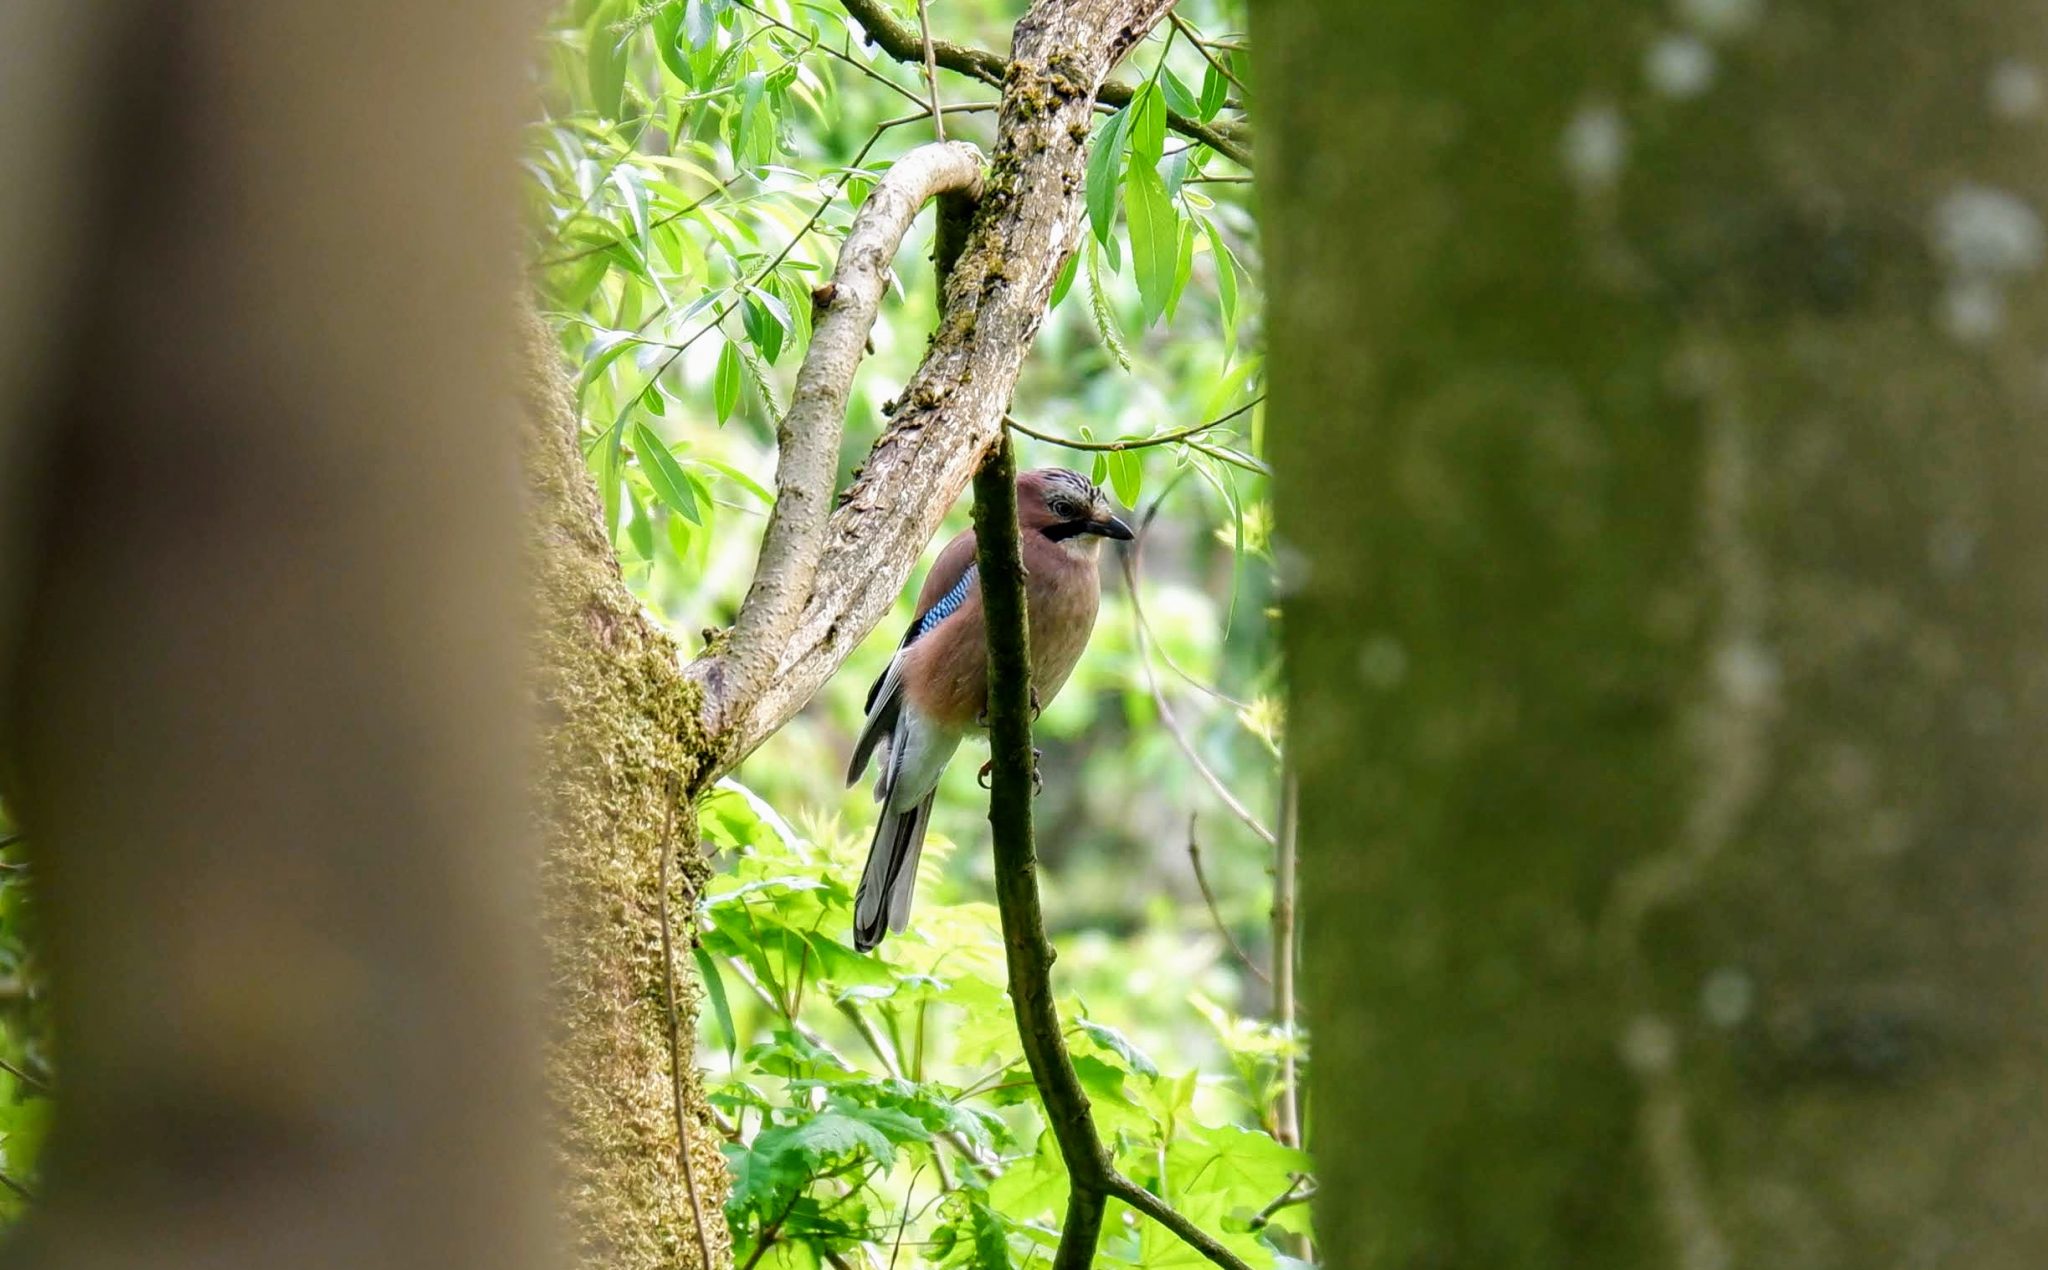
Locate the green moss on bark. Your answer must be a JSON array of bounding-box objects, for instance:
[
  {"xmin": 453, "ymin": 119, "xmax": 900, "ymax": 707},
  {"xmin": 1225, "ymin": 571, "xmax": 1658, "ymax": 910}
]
[{"xmin": 521, "ymin": 308, "xmax": 731, "ymax": 1270}]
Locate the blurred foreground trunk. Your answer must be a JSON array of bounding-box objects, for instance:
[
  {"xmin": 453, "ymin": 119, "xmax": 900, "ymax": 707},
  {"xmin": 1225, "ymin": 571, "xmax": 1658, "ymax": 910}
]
[
  {"xmin": 0, "ymin": 2, "xmax": 555, "ymax": 1269},
  {"xmin": 1263, "ymin": 1, "xmax": 2048, "ymax": 1266}
]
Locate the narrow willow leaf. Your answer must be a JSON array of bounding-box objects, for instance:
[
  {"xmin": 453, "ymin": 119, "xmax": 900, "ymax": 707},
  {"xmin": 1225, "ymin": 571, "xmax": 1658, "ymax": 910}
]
[
  {"xmin": 1202, "ymin": 215, "xmax": 1239, "ymax": 324},
  {"xmin": 625, "ymin": 483, "xmax": 655, "ymax": 559},
  {"xmin": 1164, "ymin": 216, "xmax": 1197, "ymax": 323},
  {"xmin": 577, "ymin": 329, "xmax": 638, "ymax": 404},
  {"xmin": 1199, "ymin": 61, "xmax": 1227, "ymax": 121},
  {"xmin": 599, "ymin": 425, "xmax": 624, "ymax": 542},
  {"xmin": 694, "ymin": 947, "xmax": 737, "ymax": 1059},
  {"xmin": 1048, "ymin": 249, "xmax": 1080, "ymax": 309},
  {"xmin": 1161, "ymin": 66, "xmax": 1199, "ymax": 119},
  {"xmin": 651, "ymin": 3, "xmax": 692, "ymax": 84},
  {"xmin": 695, "ymin": 455, "xmax": 772, "ymax": 502},
  {"xmin": 1085, "ymin": 110, "xmax": 1129, "ymax": 246},
  {"xmin": 633, "ymin": 422, "xmax": 703, "ymax": 523},
  {"xmin": 713, "ymin": 339, "xmax": 742, "ymax": 423},
  {"xmin": 1129, "ymin": 82, "xmax": 1167, "ymax": 167},
  {"xmin": 1125, "ymin": 161, "xmax": 1177, "ymax": 327},
  {"xmin": 1107, "ymin": 449, "xmax": 1142, "ymax": 507},
  {"xmin": 586, "ymin": 14, "xmax": 628, "ymax": 119},
  {"xmin": 1085, "ymin": 240, "xmax": 1131, "ymax": 371},
  {"xmin": 684, "ymin": 0, "xmax": 717, "ymax": 49}
]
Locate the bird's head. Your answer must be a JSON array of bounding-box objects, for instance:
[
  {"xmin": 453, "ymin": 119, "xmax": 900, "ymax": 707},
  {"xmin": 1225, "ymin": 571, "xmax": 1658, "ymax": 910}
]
[{"xmin": 1018, "ymin": 467, "xmax": 1134, "ymax": 550}]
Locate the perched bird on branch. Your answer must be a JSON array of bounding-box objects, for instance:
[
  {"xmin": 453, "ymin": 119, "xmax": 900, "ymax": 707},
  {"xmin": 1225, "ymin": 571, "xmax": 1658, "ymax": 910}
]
[{"xmin": 846, "ymin": 468, "xmax": 1133, "ymax": 951}]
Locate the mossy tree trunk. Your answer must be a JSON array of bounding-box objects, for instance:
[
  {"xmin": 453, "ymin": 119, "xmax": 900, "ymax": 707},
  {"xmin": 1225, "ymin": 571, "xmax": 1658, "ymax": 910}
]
[
  {"xmin": 1262, "ymin": 1, "xmax": 2048, "ymax": 1266},
  {"xmin": 523, "ymin": 312, "xmax": 731, "ymax": 1270}
]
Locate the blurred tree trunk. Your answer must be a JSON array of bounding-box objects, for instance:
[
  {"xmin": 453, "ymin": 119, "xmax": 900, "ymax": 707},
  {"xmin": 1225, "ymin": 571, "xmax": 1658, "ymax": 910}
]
[
  {"xmin": 1262, "ymin": 2, "xmax": 2048, "ymax": 1267},
  {"xmin": 0, "ymin": 3, "xmax": 554, "ymax": 1269}
]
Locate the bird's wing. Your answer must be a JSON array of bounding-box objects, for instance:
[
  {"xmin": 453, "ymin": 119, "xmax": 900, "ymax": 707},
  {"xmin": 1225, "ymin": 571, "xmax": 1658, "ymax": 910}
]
[{"xmin": 846, "ymin": 529, "xmax": 980, "ymax": 789}]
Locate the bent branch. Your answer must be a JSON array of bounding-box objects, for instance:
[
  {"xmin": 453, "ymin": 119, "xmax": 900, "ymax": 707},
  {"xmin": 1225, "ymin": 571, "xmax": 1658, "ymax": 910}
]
[
  {"xmin": 701, "ymin": 0, "xmax": 1182, "ymax": 779},
  {"xmin": 696, "ymin": 140, "xmax": 984, "ymax": 733},
  {"xmin": 972, "ymin": 438, "xmax": 1251, "ymax": 1270}
]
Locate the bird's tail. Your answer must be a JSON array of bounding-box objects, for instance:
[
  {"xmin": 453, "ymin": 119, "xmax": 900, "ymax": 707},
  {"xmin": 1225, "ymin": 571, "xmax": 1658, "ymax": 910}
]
[{"xmin": 852, "ymin": 791, "xmax": 935, "ymax": 952}]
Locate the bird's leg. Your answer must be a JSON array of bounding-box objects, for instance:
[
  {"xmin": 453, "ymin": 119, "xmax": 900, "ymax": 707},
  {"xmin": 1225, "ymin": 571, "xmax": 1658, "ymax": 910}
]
[{"xmin": 978, "ymin": 748, "xmax": 1044, "ymax": 795}]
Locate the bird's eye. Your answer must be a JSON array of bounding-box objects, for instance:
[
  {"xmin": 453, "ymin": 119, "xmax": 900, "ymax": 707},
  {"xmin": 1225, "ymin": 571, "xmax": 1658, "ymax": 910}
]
[{"xmin": 1050, "ymin": 497, "xmax": 1078, "ymax": 518}]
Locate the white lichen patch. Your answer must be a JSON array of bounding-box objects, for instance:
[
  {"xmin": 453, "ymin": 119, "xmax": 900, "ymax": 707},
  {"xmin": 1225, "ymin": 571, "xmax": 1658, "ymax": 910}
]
[
  {"xmin": 1357, "ymin": 634, "xmax": 1410, "ymax": 690},
  {"xmin": 1989, "ymin": 59, "xmax": 2044, "ymax": 120},
  {"xmin": 1930, "ymin": 184, "xmax": 2044, "ymax": 342},
  {"xmin": 1932, "ymin": 184, "xmax": 2045, "ymax": 277},
  {"xmin": 1561, "ymin": 102, "xmax": 1629, "ymax": 191},
  {"xmin": 1700, "ymin": 966, "xmax": 1754, "ymax": 1028},
  {"xmin": 1647, "ymin": 33, "xmax": 1717, "ymax": 99},
  {"xmin": 1678, "ymin": 0, "xmax": 1763, "ymax": 39}
]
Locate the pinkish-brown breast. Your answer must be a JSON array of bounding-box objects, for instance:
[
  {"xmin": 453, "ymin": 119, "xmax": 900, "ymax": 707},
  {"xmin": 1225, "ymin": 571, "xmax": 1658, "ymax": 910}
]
[{"xmin": 900, "ymin": 534, "xmax": 1104, "ymax": 730}]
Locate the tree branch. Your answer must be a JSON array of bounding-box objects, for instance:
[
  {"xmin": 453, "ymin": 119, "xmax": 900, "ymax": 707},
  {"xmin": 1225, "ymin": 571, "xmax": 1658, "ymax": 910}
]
[
  {"xmin": 693, "ymin": 140, "xmax": 984, "ymax": 733},
  {"xmin": 700, "ymin": 0, "xmax": 1183, "ymax": 780},
  {"xmin": 837, "ymin": 0, "xmax": 1253, "ymax": 167},
  {"xmin": 973, "ymin": 437, "xmax": 1251, "ymax": 1270}
]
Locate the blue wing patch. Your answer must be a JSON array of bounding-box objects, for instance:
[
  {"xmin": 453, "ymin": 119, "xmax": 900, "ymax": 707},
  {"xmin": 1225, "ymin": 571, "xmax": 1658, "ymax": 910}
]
[{"xmin": 910, "ymin": 566, "xmax": 977, "ymax": 643}]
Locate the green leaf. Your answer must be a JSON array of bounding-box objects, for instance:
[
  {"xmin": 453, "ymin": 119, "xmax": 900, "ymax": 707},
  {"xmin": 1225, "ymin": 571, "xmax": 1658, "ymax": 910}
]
[
  {"xmin": 713, "ymin": 338, "xmax": 743, "ymax": 423},
  {"xmin": 1199, "ymin": 61, "xmax": 1228, "ymax": 121},
  {"xmin": 1161, "ymin": 66, "xmax": 1199, "ymax": 119},
  {"xmin": 1125, "ymin": 161, "xmax": 1178, "ymax": 326},
  {"xmin": 1203, "ymin": 215, "xmax": 1239, "ymax": 324},
  {"xmin": 1085, "ymin": 109, "xmax": 1130, "ymax": 246},
  {"xmin": 1049, "ymin": 248, "xmax": 1081, "ymax": 309},
  {"xmin": 1165, "ymin": 216, "xmax": 1197, "ymax": 322},
  {"xmin": 577, "ymin": 329, "xmax": 639, "ymax": 404},
  {"xmin": 1107, "ymin": 449, "xmax": 1142, "ymax": 507},
  {"xmin": 651, "ymin": 3, "xmax": 693, "ymax": 84},
  {"xmin": 759, "ymin": 1110, "xmax": 898, "ymax": 1166},
  {"xmin": 599, "ymin": 425, "xmax": 624, "ymax": 541},
  {"xmin": 684, "ymin": 0, "xmax": 718, "ymax": 49},
  {"xmin": 1130, "ymin": 82, "xmax": 1167, "ymax": 167},
  {"xmin": 633, "ymin": 422, "xmax": 703, "ymax": 523},
  {"xmin": 967, "ymin": 1200, "xmax": 1014, "ymax": 1270},
  {"xmin": 1079, "ymin": 1019, "xmax": 1159, "ymax": 1077},
  {"xmin": 741, "ymin": 285, "xmax": 791, "ymax": 363},
  {"xmin": 586, "ymin": 14, "xmax": 628, "ymax": 119},
  {"xmin": 625, "ymin": 484, "xmax": 655, "ymax": 559},
  {"xmin": 693, "ymin": 946, "xmax": 737, "ymax": 1058}
]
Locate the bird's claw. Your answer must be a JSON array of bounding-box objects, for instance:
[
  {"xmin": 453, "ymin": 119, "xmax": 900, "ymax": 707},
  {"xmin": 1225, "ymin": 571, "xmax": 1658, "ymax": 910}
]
[{"xmin": 977, "ymin": 748, "xmax": 1045, "ymax": 795}]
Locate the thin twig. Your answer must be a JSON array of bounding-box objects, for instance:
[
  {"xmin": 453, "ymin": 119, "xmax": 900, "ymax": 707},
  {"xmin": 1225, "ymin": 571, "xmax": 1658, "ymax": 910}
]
[
  {"xmin": 734, "ymin": 0, "xmax": 931, "ymax": 111},
  {"xmin": 1187, "ymin": 815, "xmax": 1268, "ymax": 983},
  {"xmin": 916, "ymin": 0, "xmax": 946, "ymax": 141},
  {"xmin": 0, "ymin": 1057, "xmax": 49, "ymax": 1096},
  {"xmin": 0, "ymin": 1170, "xmax": 33, "ymax": 1203},
  {"xmin": 740, "ymin": 1185, "xmax": 807, "ymax": 1270},
  {"xmin": 1106, "ymin": 1171, "xmax": 1254, "ymax": 1270},
  {"xmin": 836, "ymin": 0, "xmax": 1252, "ymax": 166},
  {"xmin": 658, "ymin": 796, "xmax": 718, "ymax": 1270},
  {"xmin": 1121, "ymin": 515, "xmax": 1277, "ymax": 847},
  {"xmin": 1004, "ymin": 394, "xmax": 1264, "ymax": 457},
  {"xmin": 973, "ymin": 437, "xmax": 1251, "ymax": 1270},
  {"xmin": 1272, "ymin": 771, "xmax": 1301, "ymax": 1149},
  {"xmin": 1168, "ymin": 11, "xmax": 1250, "ymax": 97},
  {"xmin": 1247, "ymin": 1175, "xmax": 1317, "ymax": 1230}
]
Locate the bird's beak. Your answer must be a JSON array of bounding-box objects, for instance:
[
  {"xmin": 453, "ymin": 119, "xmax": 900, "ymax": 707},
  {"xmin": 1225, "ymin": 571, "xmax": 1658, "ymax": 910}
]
[{"xmin": 1089, "ymin": 513, "xmax": 1135, "ymax": 541}]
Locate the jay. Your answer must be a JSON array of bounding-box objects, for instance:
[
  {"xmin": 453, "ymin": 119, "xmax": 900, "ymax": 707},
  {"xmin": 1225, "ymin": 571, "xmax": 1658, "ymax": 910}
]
[{"xmin": 846, "ymin": 467, "xmax": 1133, "ymax": 951}]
